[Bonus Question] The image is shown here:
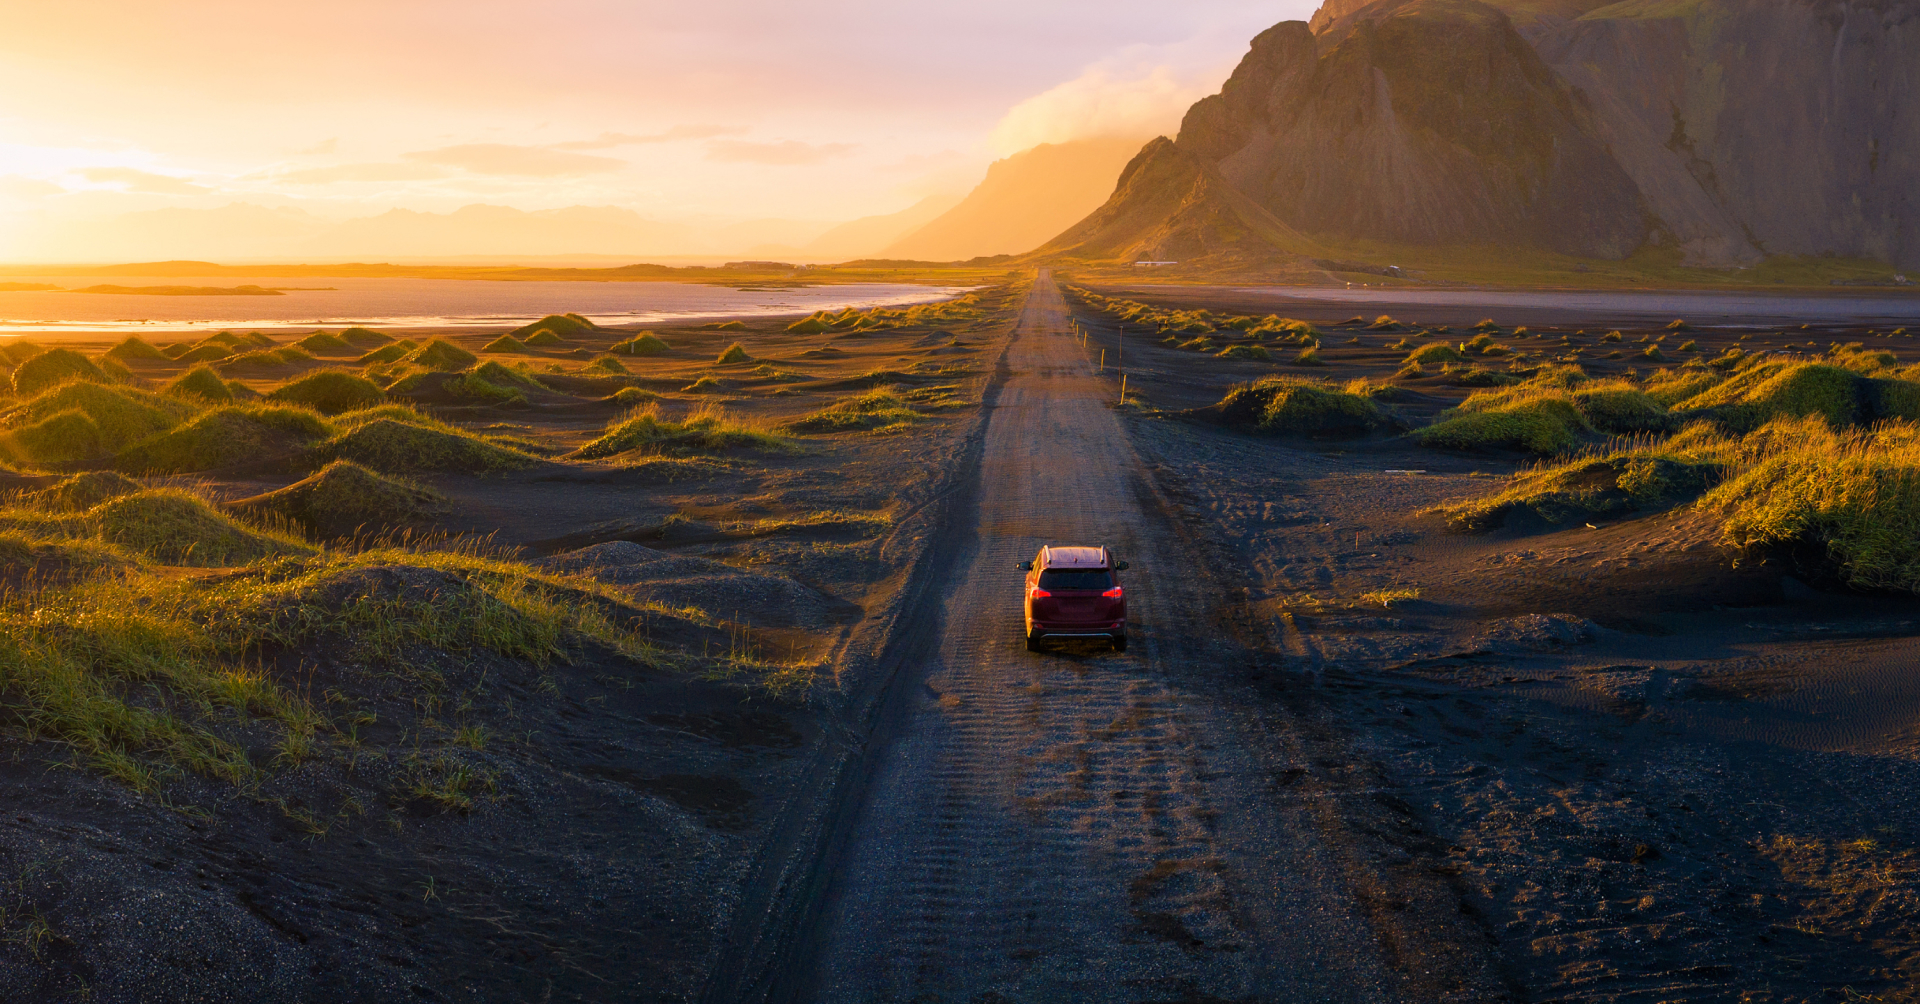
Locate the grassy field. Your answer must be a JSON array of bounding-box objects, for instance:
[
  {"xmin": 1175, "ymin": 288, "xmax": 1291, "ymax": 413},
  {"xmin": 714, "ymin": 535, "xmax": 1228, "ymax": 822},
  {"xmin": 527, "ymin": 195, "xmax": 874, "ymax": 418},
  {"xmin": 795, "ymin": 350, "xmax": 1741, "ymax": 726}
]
[
  {"xmin": 1069, "ymin": 283, "xmax": 1920, "ymax": 594},
  {"xmin": 0, "ymin": 280, "xmax": 1027, "ymax": 996}
]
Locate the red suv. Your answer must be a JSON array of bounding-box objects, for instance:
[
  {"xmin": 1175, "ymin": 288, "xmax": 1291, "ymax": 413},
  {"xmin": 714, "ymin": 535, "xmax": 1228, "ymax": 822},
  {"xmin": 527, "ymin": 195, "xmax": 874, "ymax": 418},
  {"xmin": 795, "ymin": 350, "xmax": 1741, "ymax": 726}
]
[{"xmin": 1019, "ymin": 544, "xmax": 1128, "ymax": 652}]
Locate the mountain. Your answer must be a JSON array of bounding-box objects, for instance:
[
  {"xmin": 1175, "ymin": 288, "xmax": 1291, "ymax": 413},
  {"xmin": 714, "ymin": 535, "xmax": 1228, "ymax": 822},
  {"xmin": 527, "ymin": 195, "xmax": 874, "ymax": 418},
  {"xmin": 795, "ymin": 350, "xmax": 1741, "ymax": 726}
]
[
  {"xmin": 1039, "ymin": 139, "xmax": 1315, "ymax": 269},
  {"xmin": 803, "ymin": 194, "xmax": 963, "ymax": 260},
  {"xmin": 1041, "ymin": 0, "xmax": 1920, "ymax": 271},
  {"xmin": 883, "ymin": 138, "xmax": 1148, "ymax": 262}
]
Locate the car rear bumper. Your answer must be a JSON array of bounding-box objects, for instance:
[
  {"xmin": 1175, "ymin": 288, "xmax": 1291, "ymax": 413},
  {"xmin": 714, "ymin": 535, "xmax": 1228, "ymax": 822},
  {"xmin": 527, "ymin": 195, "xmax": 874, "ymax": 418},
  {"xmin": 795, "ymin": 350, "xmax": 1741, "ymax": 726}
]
[{"xmin": 1028, "ymin": 619, "xmax": 1125, "ymax": 637}]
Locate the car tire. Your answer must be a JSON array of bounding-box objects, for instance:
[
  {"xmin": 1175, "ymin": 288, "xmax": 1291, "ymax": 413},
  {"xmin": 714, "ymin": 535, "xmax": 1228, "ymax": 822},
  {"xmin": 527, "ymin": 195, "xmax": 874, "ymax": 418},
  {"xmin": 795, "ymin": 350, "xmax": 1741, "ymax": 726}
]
[
  {"xmin": 1112, "ymin": 632, "xmax": 1127, "ymax": 653},
  {"xmin": 1024, "ymin": 629, "xmax": 1042, "ymax": 652}
]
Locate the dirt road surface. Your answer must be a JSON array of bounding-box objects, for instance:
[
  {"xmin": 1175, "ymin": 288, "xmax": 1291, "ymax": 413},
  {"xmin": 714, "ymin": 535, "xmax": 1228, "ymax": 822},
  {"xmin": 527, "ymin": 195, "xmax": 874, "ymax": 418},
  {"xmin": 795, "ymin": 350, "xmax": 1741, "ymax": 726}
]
[{"xmin": 779, "ymin": 274, "xmax": 1459, "ymax": 1001}]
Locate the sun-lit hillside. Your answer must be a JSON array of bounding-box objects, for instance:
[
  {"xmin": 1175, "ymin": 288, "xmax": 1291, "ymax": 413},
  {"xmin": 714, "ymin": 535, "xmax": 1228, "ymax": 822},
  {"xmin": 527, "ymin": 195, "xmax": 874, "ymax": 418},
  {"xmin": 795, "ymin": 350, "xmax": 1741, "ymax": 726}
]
[{"xmin": 879, "ymin": 137, "xmax": 1148, "ymax": 262}]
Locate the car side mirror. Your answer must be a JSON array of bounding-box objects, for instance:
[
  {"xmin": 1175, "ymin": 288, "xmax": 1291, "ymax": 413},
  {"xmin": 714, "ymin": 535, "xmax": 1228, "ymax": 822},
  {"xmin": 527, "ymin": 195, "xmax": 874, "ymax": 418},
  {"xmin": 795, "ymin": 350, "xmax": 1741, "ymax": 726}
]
[
  {"xmin": 1114, "ymin": 561, "xmax": 1130, "ymax": 570},
  {"xmin": 1018, "ymin": 561, "xmax": 1033, "ymax": 571}
]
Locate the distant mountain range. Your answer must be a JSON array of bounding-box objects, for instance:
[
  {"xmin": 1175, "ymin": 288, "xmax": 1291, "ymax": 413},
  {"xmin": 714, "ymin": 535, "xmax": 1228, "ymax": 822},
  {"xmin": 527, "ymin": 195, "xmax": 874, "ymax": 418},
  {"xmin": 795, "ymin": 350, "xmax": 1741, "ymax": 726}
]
[
  {"xmin": 878, "ymin": 139, "xmax": 1147, "ymax": 262},
  {"xmin": 1040, "ymin": 0, "xmax": 1920, "ymax": 272},
  {"xmin": 5, "ymin": 142, "xmax": 1143, "ymax": 266}
]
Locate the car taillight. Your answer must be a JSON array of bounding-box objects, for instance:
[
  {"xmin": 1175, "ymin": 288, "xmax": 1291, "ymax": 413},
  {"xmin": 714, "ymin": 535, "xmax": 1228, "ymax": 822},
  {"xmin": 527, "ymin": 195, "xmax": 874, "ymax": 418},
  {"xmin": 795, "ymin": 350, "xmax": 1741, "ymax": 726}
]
[
  {"xmin": 1102, "ymin": 586, "xmax": 1123, "ymax": 598},
  {"xmin": 1029, "ymin": 586, "xmax": 1051, "ymax": 598}
]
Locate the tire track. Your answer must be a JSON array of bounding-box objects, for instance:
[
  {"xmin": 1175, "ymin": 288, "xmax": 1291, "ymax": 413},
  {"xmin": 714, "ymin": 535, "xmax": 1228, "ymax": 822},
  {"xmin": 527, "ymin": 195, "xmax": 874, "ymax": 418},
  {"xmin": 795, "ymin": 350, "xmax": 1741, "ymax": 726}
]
[{"xmin": 797, "ymin": 273, "xmax": 1399, "ymax": 1002}]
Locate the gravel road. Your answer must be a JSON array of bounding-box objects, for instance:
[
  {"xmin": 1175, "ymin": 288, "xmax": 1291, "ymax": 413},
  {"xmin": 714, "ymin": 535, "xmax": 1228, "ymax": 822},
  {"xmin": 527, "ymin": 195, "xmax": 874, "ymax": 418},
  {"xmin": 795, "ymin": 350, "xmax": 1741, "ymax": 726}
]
[{"xmin": 790, "ymin": 273, "xmax": 1408, "ymax": 1002}]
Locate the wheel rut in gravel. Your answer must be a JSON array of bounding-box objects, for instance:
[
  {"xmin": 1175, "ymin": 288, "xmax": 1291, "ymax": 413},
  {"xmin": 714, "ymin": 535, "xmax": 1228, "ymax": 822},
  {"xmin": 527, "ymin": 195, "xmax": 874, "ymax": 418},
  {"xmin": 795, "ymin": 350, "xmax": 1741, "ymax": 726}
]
[{"xmin": 791, "ymin": 272, "xmax": 1403, "ymax": 1002}]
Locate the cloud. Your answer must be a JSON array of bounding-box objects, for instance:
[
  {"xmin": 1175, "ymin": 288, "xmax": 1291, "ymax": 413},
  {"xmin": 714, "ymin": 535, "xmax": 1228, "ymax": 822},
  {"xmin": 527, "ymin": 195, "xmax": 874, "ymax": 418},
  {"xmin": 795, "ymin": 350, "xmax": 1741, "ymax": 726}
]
[
  {"xmin": 297, "ymin": 138, "xmax": 339, "ymax": 155},
  {"xmin": 402, "ymin": 144, "xmax": 625, "ymax": 177},
  {"xmin": 704, "ymin": 140, "xmax": 856, "ymax": 166},
  {"xmin": 554, "ymin": 125, "xmax": 746, "ymax": 150},
  {"xmin": 0, "ymin": 175, "xmax": 64, "ymax": 199},
  {"xmin": 273, "ymin": 162, "xmax": 448, "ymax": 185},
  {"xmin": 989, "ymin": 61, "xmax": 1222, "ymax": 156}
]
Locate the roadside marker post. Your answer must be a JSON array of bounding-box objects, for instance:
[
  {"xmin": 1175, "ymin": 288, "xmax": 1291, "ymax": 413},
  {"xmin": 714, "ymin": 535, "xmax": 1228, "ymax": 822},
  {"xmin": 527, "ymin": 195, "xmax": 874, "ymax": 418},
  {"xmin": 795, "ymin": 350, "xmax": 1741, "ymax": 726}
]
[
  {"xmin": 1119, "ymin": 373, "xmax": 1127, "ymax": 406},
  {"xmin": 1100, "ymin": 349, "xmax": 1105, "ymax": 373}
]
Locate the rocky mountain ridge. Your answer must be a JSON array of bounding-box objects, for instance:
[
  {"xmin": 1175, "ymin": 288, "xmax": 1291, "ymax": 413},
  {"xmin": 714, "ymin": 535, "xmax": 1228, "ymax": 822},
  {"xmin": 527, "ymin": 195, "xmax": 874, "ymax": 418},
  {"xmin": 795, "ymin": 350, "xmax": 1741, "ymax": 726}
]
[{"xmin": 1042, "ymin": 0, "xmax": 1920, "ymax": 271}]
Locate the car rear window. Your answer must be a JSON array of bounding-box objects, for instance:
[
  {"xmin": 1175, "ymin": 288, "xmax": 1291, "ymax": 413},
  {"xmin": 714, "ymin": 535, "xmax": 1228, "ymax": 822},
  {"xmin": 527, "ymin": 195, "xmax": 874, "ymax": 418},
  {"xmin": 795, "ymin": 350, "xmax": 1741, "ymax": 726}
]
[{"xmin": 1037, "ymin": 569, "xmax": 1113, "ymax": 591}]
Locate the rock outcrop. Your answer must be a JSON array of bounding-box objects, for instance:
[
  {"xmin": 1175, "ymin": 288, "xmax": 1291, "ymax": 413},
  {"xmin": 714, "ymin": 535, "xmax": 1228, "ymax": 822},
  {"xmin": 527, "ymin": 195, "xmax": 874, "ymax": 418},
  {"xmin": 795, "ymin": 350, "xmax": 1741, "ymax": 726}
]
[{"xmin": 1041, "ymin": 0, "xmax": 1920, "ymax": 270}]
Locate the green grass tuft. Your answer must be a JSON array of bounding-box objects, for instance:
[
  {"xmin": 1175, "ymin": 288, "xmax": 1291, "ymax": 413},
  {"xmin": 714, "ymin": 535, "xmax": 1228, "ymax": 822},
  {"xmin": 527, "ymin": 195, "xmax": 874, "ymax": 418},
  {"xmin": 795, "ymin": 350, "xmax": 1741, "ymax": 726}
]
[
  {"xmin": 1419, "ymin": 392, "xmax": 1589, "ymax": 454},
  {"xmin": 481, "ymin": 335, "xmax": 527, "ymax": 354},
  {"xmin": 92, "ymin": 488, "xmax": 312, "ymax": 566},
  {"xmin": 164, "ymin": 365, "xmax": 234, "ymax": 403},
  {"xmin": 785, "ymin": 388, "xmax": 918, "ymax": 433},
  {"xmin": 469, "ymin": 360, "xmax": 544, "ymax": 389},
  {"xmin": 3, "ymin": 381, "xmax": 198, "ymax": 459},
  {"xmin": 116, "ymin": 405, "xmax": 334, "ymax": 474},
  {"xmin": 0, "ymin": 341, "xmax": 43, "ymax": 366},
  {"xmin": 267, "ymin": 370, "xmax": 384, "ymax": 415},
  {"xmin": 583, "ymin": 355, "xmax": 629, "ymax": 375},
  {"xmin": 716, "ymin": 342, "xmax": 752, "ymax": 364},
  {"xmin": 610, "ymin": 331, "xmax": 670, "ymax": 356},
  {"xmin": 439, "ymin": 371, "xmax": 524, "ymax": 405},
  {"xmin": 1216, "ymin": 344, "xmax": 1272, "ymax": 361},
  {"xmin": 1405, "ymin": 343, "xmax": 1466, "ymax": 367},
  {"xmin": 573, "ymin": 404, "xmax": 792, "ymax": 459},
  {"xmin": 12, "ymin": 349, "xmax": 108, "ymax": 396},
  {"xmin": 24, "ymin": 471, "xmax": 144, "ymax": 511},
  {"xmin": 295, "ymin": 332, "xmax": 355, "ymax": 355},
  {"xmin": 315, "ymin": 418, "xmax": 536, "ymax": 473},
  {"xmin": 509, "ymin": 314, "xmax": 596, "ymax": 339},
  {"xmin": 522, "ymin": 329, "xmax": 564, "ymax": 346},
  {"xmin": 358, "ymin": 339, "xmax": 418, "ymax": 366},
  {"xmin": 402, "ymin": 339, "xmax": 478, "ymax": 371},
  {"xmin": 217, "ymin": 346, "xmax": 313, "ymax": 373},
  {"xmin": 1437, "ymin": 431, "xmax": 1726, "ymax": 532},
  {"xmin": 1678, "ymin": 361, "xmax": 1867, "ymax": 432},
  {"xmin": 176, "ymin": 344, "xmax": 233, "ymax": 363},
  {"xmin": 4, "ymin": 409, "xmax": 101, "ymax": 464},
  {"xmin": 227, "ymin": 460, "xmax": 444, "ymax": 539},
  {"xmin": 1705, "ymin": 417, "xmax": 1920, "ymax": 592},
  {"xmin": 104, "ymin": 337, "xmax": 167, "ymax": 362},
  {"xmin": 1217, "ymin": 377, "xmax": 1386, "ymax": 436},
  {"xmin": 340, "ymin": 327, "xmax": 394, "ymax": 347}
]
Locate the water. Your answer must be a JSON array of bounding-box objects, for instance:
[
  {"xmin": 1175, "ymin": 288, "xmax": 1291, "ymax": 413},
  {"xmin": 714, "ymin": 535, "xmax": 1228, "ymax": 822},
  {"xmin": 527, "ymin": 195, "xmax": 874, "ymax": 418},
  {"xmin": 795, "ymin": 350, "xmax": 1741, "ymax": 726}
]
[
  {"xmin": 0, "ymin": 275, "xmax": 974, "ymax": 336},
  {"xmin": 1238, "ymin": 286, "xmax": 1920, "ymax": 325}
]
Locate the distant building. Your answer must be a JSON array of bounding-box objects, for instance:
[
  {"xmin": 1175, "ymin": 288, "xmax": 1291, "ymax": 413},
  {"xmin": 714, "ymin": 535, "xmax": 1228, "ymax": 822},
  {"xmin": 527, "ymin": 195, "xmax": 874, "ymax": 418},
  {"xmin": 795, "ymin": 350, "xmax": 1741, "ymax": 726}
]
[{"xmin": 724, "ymin": 261, "xmax": 796, "ymax": 270}]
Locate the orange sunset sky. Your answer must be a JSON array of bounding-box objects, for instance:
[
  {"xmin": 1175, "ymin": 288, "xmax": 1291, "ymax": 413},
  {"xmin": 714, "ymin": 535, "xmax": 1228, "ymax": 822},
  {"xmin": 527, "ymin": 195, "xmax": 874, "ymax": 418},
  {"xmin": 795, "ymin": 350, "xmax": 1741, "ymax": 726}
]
[{"xmin": 0, "ymin": 0, "xmax": 1320, "ymax": 262}]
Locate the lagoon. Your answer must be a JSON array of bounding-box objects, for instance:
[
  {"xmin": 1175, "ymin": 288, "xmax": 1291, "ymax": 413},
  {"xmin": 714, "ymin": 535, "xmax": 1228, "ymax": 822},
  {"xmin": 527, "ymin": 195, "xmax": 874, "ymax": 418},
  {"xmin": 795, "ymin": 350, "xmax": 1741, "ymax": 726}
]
[{"xmin": 0, "ymin": 275, "xmax": 973, "ymax": 336}]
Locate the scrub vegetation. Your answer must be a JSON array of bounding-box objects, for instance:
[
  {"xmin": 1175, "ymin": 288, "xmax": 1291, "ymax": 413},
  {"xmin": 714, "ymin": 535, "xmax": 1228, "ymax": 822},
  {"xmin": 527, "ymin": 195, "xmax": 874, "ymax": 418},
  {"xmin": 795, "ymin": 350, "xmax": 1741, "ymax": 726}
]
[
  {"xmin": 0, "ymin": 282, "xmax": 1019, "ymax": 998},
  {"xmin": 1072, "ymin": 284, "xmax": 1920, "ymax": 599},
  {"xmin": 572, "ymin": 403, "xmax": 792, "ymax": 459},
  {"xmin": 1216, "ymin": 376, "xmax": 1387, "ymax": 436}
]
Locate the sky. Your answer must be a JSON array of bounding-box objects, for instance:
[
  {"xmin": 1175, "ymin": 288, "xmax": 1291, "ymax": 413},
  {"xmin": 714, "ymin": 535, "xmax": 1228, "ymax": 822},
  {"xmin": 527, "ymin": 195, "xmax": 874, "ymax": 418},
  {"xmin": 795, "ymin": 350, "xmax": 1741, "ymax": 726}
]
[{"xmin": 0, "ymin": 0, "xmax": 1320, "ymax": 259}]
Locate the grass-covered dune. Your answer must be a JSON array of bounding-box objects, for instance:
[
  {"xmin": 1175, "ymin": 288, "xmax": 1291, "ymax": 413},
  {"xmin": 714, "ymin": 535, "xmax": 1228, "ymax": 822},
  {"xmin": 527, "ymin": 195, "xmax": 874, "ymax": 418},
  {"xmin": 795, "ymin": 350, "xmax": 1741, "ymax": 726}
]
[
  {"xmin": 1434, "ymin": 413, "xmax": 1920, "ymax": 593},
  {"xmin": 1164, "ymin": 321, "xmax": 1920, "ymax": 597},
  {"xmin": 1211, "ymin": 376, "xmax": 1389, "ymax": 436},
  {"xmin": 509, "ymin": 312, "xmax": 599, "ymax": 340},
  {"xmin": 227, "ymin": 459, "xmax": 445, "ymax": 539},
  {"xmin": 1067, "ymin": 286, "xmax": 1319, "ymax": 340}
]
